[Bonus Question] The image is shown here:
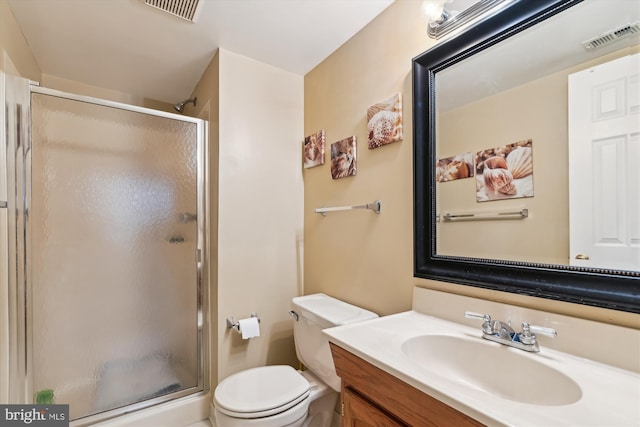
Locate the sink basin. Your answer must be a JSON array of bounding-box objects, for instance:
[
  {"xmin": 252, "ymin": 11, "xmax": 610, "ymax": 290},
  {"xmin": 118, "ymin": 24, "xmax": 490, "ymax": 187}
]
[
  {"xmin": 324, "ymin": 305, "xmax": 640, "ymax": 426},
  {"xmin": 401, "ymin": 334, "xmax": 582, "ymax": 406}
]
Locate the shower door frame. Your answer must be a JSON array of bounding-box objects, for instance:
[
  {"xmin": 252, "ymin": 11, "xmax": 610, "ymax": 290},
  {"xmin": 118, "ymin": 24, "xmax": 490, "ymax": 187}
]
[{"xmin": 5, "ymin": 79, "xmax": 210, "ymax": 425}]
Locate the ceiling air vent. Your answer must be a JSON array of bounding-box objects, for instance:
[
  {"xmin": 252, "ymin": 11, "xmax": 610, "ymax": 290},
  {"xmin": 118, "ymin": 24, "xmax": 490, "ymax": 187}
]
[
  {"xmin": 144, "ymin": 0, "xmax": 202, "ymax": 23},
  {"xmin": 582, "ymin": 22, "xmax": 640, "ymax": 51}
]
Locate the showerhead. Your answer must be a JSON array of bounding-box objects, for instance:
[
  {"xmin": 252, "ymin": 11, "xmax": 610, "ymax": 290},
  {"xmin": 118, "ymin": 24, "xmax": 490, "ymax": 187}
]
[{"xmin": 173, "ymin": 97, "xmax": 197, "ymax": 112}]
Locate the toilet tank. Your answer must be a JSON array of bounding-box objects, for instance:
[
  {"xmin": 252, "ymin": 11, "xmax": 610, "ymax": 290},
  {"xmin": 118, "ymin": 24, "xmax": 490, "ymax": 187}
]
[{"xmin": 291, "ymin": 293, "xmax": 378, "ymax": 392}]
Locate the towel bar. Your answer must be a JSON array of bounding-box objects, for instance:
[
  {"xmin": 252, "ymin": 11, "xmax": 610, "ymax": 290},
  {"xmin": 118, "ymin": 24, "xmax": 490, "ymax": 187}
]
[
  {"xmin": 441, "ymin": 209, "xmax": 528, "ymax": 222},
  {"xmin": 315, "ymin": 200, "xmax": 381, "ymax": 216}
]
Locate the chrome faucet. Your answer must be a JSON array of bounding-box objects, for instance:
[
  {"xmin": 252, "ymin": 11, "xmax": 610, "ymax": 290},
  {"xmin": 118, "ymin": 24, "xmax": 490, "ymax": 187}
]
[{"xmin": 464, "ymin": 311, "xmax": 557, "ymax": 352}]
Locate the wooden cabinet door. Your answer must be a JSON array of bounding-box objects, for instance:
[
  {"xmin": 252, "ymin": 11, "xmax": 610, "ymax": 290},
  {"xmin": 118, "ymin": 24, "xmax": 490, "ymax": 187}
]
[
  {"xmin": 331, "ymin": 343, "xmax": 485, "ymax": 427},
  {"xmin": 343, "ymin": 387, "xmax": 406, "ymax": 427}
]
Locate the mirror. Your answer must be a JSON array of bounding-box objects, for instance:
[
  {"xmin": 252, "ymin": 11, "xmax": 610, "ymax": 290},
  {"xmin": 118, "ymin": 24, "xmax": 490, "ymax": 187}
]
[{"xmin": 413, "ymin": 0, "xmax": 640, "ymax": 313}]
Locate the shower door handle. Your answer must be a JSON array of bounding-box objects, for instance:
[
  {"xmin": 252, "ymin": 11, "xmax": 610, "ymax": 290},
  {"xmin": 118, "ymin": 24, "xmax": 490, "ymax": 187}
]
[{"xmin": 0, "ymin": 201, "xmax": 7, "ymax": 208}]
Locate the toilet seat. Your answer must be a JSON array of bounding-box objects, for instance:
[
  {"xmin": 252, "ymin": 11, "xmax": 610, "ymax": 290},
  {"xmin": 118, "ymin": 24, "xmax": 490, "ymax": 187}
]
[{"xmin": 214, "ymin": 365, "xmax": 310, "ymax": 419}]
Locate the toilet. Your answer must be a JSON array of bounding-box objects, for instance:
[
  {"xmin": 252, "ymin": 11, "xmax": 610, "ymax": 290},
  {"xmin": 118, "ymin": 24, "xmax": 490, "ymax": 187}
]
[{"xmin": 213, "ymin": 293, "xmax": 378, "ymax": 427}]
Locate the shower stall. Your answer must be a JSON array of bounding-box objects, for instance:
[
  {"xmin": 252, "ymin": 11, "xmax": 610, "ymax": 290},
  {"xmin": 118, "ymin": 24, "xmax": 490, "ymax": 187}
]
[{"xmin": 1, "ymin": 73, "xmax": 209, "ymax": 426}]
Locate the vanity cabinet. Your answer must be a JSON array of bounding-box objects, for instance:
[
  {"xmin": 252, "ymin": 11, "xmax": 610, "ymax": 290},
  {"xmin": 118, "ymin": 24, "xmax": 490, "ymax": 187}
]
[
  {"xmin": 343, "ymin": 386, "xmax": 404, "ymax": 426},
  {"xmin": 330, "ymin": 343, "xmax": 485, "ymax": 427}
]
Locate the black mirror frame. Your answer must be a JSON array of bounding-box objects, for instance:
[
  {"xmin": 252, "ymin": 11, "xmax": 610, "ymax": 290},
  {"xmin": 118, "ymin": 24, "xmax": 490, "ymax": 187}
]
[{"xmin": 413, "ymin": 0, "xmax": 640, "ymax": 314}]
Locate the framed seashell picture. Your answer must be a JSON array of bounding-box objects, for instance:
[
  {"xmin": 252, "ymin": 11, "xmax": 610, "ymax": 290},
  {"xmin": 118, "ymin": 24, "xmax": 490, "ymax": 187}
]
[
  {"xmin": 436, "ymin": 152, "xmax": 474, "ymax": 182},
  {"xmin": 367, "ymin": 93, "xmax": 403, "ymax": 149},
  {"xmin": 303, "ymin": 129, "xmax": 325, "ymax": 169},
  {"xmin": 475, "ymin": 139, "xmax": 534, "ymax": 202},
  {"xmin": 330, "ymin": 136, "xmax": 357, "ymax": 179}
]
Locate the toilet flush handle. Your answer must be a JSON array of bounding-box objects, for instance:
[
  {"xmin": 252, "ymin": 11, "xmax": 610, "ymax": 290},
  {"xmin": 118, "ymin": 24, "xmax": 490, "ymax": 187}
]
[{"xmin": 289, "ymin": 310, "xmax": 299, "ymax": 321}]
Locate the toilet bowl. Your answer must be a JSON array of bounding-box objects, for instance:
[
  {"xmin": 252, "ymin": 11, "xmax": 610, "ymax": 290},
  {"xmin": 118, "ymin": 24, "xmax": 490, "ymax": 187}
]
[
  {"xmin": 214, "ymin": 365, "xmax": 310, "ymax": 427},
  {"xmin": 213, "ymin": 294, "xmax": 378, "ymax": 427}
]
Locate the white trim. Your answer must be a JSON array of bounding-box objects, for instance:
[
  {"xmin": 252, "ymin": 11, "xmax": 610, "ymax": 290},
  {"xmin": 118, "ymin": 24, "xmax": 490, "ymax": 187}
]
[{"xmin": 30, "ymin": 85, "xmax": 203, "ymax": 124}]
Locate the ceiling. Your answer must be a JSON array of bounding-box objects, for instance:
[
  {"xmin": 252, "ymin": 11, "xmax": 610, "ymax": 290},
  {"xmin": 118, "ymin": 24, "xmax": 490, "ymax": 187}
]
[{"xmin": 7, "ymin": 0, "xmax": 394, "ymax": 104}]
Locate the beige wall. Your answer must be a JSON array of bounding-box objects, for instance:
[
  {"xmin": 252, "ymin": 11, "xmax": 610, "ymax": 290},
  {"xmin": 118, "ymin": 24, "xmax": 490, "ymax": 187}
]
[
  {"xmin": 304, "ymin": 0, "xmax": 433, "ymax": 316},
  {"xmin": 0, "ymin": 0, "xmax": 40, "ymax": 79},
  {"xmin": 191, "ymin": 48, "xmax": 304, "ymax": 383},
  {"xmin": 303, "ymin": 0, "xmax": 638, "ymax": 328},
  {"xmin": 437, "ymin": 46, "xmax": 639, "ymax": 266},
  {"xmin": 438, "ymin": 74, "xmax": 568, "ymax": 265}
]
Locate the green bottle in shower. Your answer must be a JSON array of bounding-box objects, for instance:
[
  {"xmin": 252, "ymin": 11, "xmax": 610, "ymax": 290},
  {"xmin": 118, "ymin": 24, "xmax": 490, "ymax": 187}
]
[{"xmin": 35, "ymin": 389, "xmax": 55, "ymax": 404}]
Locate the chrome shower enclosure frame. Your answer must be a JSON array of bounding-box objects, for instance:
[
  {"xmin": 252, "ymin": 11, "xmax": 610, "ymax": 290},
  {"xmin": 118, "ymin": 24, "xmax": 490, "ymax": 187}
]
[{"xmin": 1, "ymin": 73, "xmax": 210, "ymax": 425}]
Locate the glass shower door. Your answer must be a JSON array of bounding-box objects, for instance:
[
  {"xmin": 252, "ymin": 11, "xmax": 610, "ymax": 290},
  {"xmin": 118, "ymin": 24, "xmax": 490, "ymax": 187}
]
[{"xmin": 28, "ymin": 90, "xmax": 206, "ymax": 423}]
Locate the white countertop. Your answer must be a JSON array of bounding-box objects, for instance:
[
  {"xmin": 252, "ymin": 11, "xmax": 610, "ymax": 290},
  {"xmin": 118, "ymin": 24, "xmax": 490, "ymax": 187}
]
[{"xmin": 324, "ymin": 310, "xmax": 640, "ymax": 427}]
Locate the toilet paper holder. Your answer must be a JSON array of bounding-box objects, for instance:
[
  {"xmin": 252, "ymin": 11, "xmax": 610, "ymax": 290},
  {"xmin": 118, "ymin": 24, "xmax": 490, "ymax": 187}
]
[{"xmin": 226, "ymin": 313, "xmax": 260, "ymax": 333}]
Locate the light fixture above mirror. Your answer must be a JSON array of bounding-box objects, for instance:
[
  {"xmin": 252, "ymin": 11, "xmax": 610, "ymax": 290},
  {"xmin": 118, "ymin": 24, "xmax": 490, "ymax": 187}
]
[{"xmin": 424, "ymin": 0, "xmax": 514, "ymax": 39}]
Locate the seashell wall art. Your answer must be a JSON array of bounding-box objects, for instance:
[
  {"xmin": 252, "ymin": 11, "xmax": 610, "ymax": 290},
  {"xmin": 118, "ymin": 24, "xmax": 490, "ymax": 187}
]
[
  {"xmin": 303, "ymin": 129, "xmax": 325, "ymax": 169},
  {"xmin": 475, "ymin": 139, "xmax": 534, "ymax": 202},
  {"xmin": 330, "ymin": 136, "xmax": 357, "ymax": 179},
  {"xmin": 436, "ymin": 152, "xmax": 475, "ymax": 182},
  {"xmin": 367, "ymin": 93, "xmax": 403, "ymax": 149}
]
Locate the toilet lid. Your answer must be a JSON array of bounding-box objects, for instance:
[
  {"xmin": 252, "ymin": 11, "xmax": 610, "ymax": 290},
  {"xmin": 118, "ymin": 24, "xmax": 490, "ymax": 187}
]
[{"xmin": 214, "ymin": 365, "xmax": 310, "ymax": 418}]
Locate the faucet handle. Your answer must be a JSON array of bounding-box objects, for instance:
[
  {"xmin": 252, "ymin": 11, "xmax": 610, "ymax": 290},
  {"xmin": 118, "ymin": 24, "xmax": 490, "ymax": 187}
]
[
  {"xmin": 465, "ymin": 311, "xmax": 493, "ymax": 334},
  {"xmin": 465, "ymin": 311, "xmax": 490, "ymax": 321},
  {"xmin": 520, "ymin": 322, "xmax": 557, "ymax": 344},
  {"xmin": 524, "ymin": 322, "xmax": 557, "ymax": 337}
]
